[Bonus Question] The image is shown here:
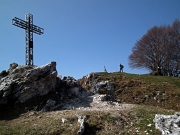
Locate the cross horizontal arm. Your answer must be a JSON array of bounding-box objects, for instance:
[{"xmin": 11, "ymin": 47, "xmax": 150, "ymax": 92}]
[
  {"xmin": 12, "ymin": 17, "xmax": 44, "ymax": 35},
  {"xmin": 12, "ymin": 17, "xmax": 27, "ymax": 29},
  {"xmin": 31, "ymin": 25, "xmax": 44, "ymax": 35}
]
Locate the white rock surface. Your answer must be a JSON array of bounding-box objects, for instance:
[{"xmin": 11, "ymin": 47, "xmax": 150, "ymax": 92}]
[
  {"xmin": 0, "ymin": 62, "xmax": 57, "ymax": 104},
  {"xmin": 76, "ymin": 114, "xmax": 87, "ymax": 135},
  {"xmin": 154, "ymin": 112, "xmax": 180, "ymax": 135}
]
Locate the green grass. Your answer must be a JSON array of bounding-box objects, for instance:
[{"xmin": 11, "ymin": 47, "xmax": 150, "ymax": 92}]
[
  {"xmin": 105, "ymin": 113, "xmax": 117, "ymax": 122},
  {"xmin": 1, "ymin": 72, "xmax": 180, "ymax": 135},
  {"xmin": 0, "ymin": 105, "xmax": 176, "ymax": 135},
  {"xmin": 128, "ymin": 105, "xmax": 175, "ymax": 135},
  {"xmin": 92, "ymin": 72, "xmax": 180, "ymax": 110},
  {"xmin": 99, "ymin": 72, "xmax": 180, "ymax": 87}
]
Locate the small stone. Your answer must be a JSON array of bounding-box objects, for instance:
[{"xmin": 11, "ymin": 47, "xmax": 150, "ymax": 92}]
[
  {"xmin": 29, "ymin": 112, "xmax": 35, "ymax": 116},
  {"xmin": 62, "ymin": 118, "xmax": 67, "ymax": 123},
  {"xmin": 37, "ymin": 116, "xmax": 42, "ymax": 119}
]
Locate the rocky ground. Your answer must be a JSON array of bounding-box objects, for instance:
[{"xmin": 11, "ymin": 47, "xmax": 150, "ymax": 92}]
[
  {"xmin": 69, "ymin": 93, "xmax": 135, "ymax": 111},
  {"xmin": 1, "ymin": 62, "xmax": 180, "ymax": 134}
]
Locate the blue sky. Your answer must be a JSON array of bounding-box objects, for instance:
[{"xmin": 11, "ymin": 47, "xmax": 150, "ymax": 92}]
[{"xmin": 1, "ymin": 0, "xmax": 180, "ymax": 79}]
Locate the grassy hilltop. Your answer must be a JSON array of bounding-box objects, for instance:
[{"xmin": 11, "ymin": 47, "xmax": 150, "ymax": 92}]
[
  {"xmin": 80, "ymin": 72, "xmax": 180, "ymax": 110},
  {"xmin": 0, "ymin": 72, "xmax": 180, "ymax": 135}
]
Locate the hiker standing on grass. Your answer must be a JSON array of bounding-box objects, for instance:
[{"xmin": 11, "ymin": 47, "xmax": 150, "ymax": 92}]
[
  {"xmin": 104, "ymin": 66, "xmax": 107, "ymax": 72},
  {"xmin": 120, "ymin": 64, "xmax": 124, "ymax": 73}
]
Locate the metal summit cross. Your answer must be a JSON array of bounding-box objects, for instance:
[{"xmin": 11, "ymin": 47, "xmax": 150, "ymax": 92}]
[{"xmin": 12, "ymin": 13, "xmax": 44, "ymax": 66}]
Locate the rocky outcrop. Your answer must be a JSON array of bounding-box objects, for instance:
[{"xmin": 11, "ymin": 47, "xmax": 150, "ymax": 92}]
[
  {"xmin": 76, "ymin": 114, "xmax": 87, "ymax": 135},
  {"xmin": 43, "ymin": 99, "xmax": 56, "ymax": 112},
  {"xmin": 0, "ymin": 70, "xmax": 8, "ymax": 80},
  {"xmin": 79, "ymin": 73, "xmax": 116, "ymax": 101},
  {"xmin": 0, "ymin": 63, "xmax": 120, "ymax": 119},
  {"xmin": 0, "ymin": 62, "xmax": 57, "ymax": 105},
  {"xmin": 92, "ymin": 81, "xmax": 116, "ymax": 101},
  {"xmin": 154, "ymin": 112, "xmax": 180, "ymax": 135},
  {"xmin": 60, "ymin": 76, "xmax": 90, "ymax": 99}
]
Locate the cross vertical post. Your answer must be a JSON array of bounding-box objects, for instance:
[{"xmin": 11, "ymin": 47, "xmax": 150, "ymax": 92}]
[
  {"xmin": 12, "ymin": 13, "xmax": 44, "ymax": 66},
  {"xmin": 25, "ymin": 13, "xmax": 33, "ymax": 65}
]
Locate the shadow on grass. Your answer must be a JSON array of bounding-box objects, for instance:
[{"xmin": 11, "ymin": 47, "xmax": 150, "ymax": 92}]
[
  {"xmin": 0, "ymin": 91, "xmax": 94, "ymax": 120},
  {"xmin": 83, "ymin": 123, "xmax": 101, "ymax": 135}
]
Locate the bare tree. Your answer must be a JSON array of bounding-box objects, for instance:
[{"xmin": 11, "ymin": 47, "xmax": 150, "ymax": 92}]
[
  {"xmin": 129, "ymin": 19, "xmax": 180, "ymax": 76},
  {"xmin": 170, "ymin": 19, "xmax": 180, "ymax": 76},
  {"xmin": 129, "ymin": 26, "xmax": 166, "ymax": 72}
]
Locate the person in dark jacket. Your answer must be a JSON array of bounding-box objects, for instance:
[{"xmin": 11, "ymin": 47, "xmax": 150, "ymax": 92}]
[{"xmin": 120, "ymin": 64, "xmax": 124, "ymax": 73}]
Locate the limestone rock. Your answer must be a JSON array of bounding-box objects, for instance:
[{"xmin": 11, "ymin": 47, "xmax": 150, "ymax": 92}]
[
  {"xmin": 62, "ymin": 76, "xmax": 88, "ymax": 98},
  {"xmin": 154, "ymin": 112, "xmax": 180, "ymax": 135},
  {"xmin": 0, "ymin": 62, "xmax": 57, "ymax": 105},
  {"xmin": 93, "ymin": 94, "xmax": 106, "ymax": 101},
  {"xmin": 43, "ymin": 99, "xmax": 56, "ymax": 111},
  {"xmin": 76, "ymin": 114, "xmax": 87, "ymax": 135},
  {"xmin": 93, "ymin": 81, "xmax": 116, "ymax": 101},
  {"xmin": 62, "ymin": 118, "xmax": 67, "ymax": 123},
  {"xmin": 0, "ymin": 70, "xmax": 8, "ymax": 79},
  {"xmin": 8, "ymin": 63, "xmax": 18, "ymax": 73}
]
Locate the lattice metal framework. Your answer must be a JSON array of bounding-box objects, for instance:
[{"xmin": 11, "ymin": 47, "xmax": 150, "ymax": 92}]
[{"xmin": 12, "ymin": 13, "xmax": 44, "ymax": 65}]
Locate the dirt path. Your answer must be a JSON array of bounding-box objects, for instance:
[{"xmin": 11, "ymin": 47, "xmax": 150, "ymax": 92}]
[
  {"xmin": 61, "ymin": 94, "xmax": 135, "ymax": 112},
  {"xmin": 82, "ymin": 94, "xmax": 135, "ymax": 111}
]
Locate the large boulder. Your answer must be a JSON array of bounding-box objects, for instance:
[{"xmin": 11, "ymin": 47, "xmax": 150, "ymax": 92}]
[
  {"xmin": 78, "ymin": 73, "xmax": 116, "ymax": 101},
  {"xmin": 0, "ymin": 62, "xmax": 57, "ymax": 104},
  {"xmin": 0, "ymin": 70, "xmax": 8, "ymax": 80},
  {"xmin": 62, "ymin": 76, "xmax": 87, "ymax": 98},
  {"xmin": 154, "ymin": 112, "xmax": 180, "ymax": 135}
]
